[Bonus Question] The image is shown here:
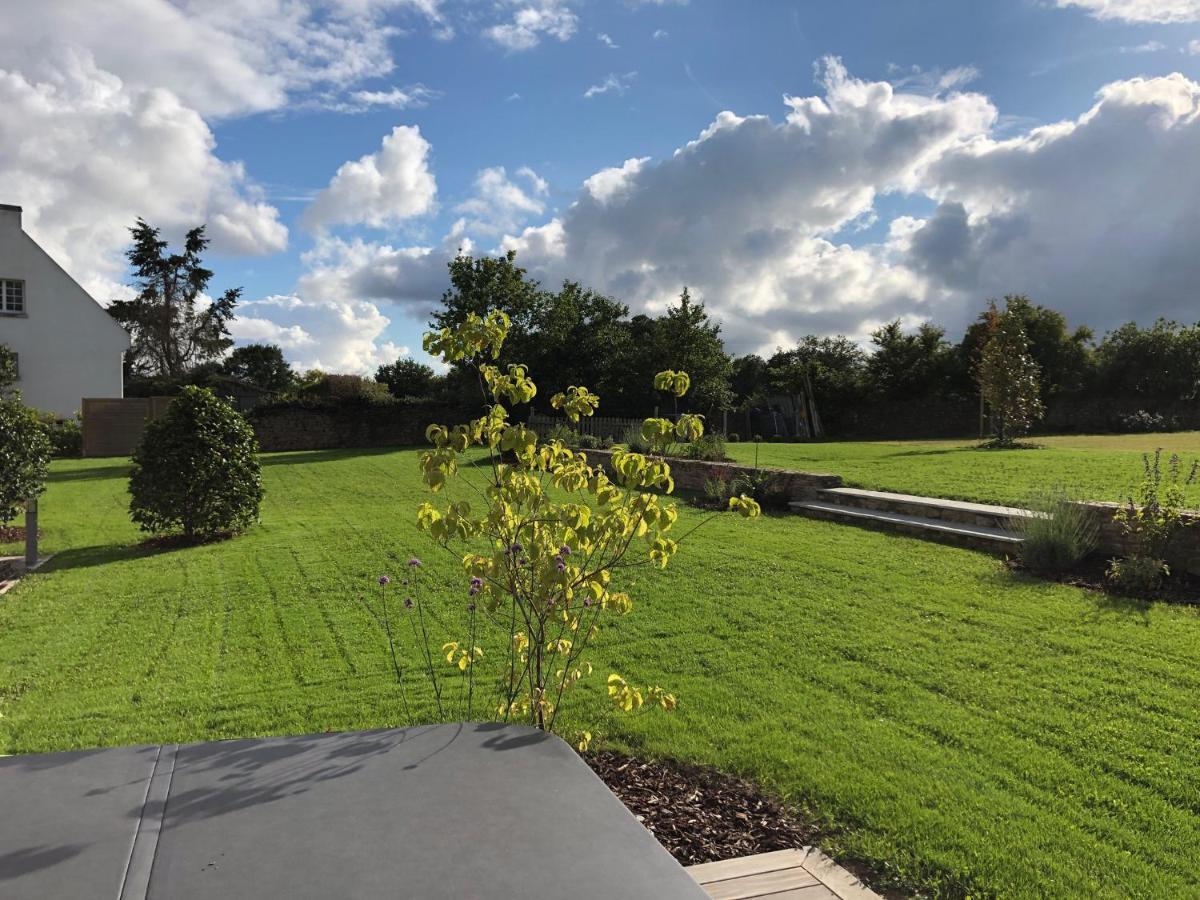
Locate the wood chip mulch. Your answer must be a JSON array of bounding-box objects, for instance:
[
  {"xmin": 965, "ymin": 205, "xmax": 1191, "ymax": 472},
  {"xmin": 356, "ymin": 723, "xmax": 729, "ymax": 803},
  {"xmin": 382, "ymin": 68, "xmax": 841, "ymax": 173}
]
[
  {"xmin": 0, "ymin": 526, "xmax": 35, "ymax": 543},
  {"xmin": 586, "ymin": 750, "xmax": 818, "ymax": 866},
  {"xmin": 587, "ymin": 751, "xmax": 909, "ymax": 898}
]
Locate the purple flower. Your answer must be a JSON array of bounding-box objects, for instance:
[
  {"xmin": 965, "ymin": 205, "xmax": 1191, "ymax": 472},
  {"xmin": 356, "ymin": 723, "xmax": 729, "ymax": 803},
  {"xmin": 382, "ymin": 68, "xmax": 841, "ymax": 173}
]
[
  {"xmin": 518, "ymin": 557, "xmax": 528, "ymax": 566},
  {"xmin": 408, "ymin": 558, "xmax": 422, "ymax": 568},
  {"xmin": 378, "ymin": 575, "xmax": 390, "ymax": 586},
  {"xmin": 556, "ymin": 558, "xmax": 566, "ymax": 572},
  {"xmin": 583, "ymin": 597, "xmax": 592, "ymax": 607},
  {"xmin": 403, "ymin": 597, "xmax": 414, "ymax": 609},
  {"xmin": 467, "ymin": 602, "xmax": 477, "ymax": 612},
  {"xmin": 558, "ymin": 544, "xmax": 571, "ymax": 557},
  {"xmin": 470, "ymin": 576, "xmax": 483, "ymax": 587}
]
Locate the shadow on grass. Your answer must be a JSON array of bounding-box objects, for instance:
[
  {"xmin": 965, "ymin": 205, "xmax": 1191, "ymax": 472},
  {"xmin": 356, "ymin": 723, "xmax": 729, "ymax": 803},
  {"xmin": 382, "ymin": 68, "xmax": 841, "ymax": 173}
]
[
  {"xmin": 1089, "ymin": 592, "xmax": 1153, "ymax": 623},
  {"xmin": 260, "ymin": 446, "xmax": 416, "ymax": 467},
  {"xmin": 46, "ymin": 464, "xmax": 130, "ymax": 483},
  {"xmin": 38, "ymin": 541, "xmax": 187, "ymax": 574},
  {"xmin": 985, "ymin": 562, "xmax": 1155, "ymax": 623},
  {"xmin": 883, "ymin": 447, "xmax": 969, "ymax": 459}
]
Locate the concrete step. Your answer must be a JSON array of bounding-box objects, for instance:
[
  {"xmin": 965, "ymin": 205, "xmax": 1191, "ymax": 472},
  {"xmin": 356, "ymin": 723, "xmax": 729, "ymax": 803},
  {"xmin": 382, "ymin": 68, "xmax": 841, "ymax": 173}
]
[
  {"xmin": 791, "ymin": 500, "xmax": 1023, "ymax": 554},
  {"xmin": 815, "ymin": 487, "xmax": 1035, "ymax": 530}
]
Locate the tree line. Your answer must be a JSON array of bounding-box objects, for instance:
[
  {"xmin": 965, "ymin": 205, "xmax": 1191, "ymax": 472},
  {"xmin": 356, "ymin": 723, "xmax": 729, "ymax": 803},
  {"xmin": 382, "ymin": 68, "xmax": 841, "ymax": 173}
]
[{"xmin": 110, "ymin": 220, "xmax": 1200, "ymax": 437}]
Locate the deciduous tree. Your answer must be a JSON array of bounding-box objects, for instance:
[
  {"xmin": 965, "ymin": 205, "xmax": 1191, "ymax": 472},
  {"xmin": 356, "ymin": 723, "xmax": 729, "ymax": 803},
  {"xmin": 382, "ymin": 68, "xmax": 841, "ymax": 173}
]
[
  {"xmin": 223, "ymin": 343, "xmax": 296, "ymax": 394},
  {"xmin": 375, "ymin": 357, "xmax": 439, "ymax": 398},
  {"xmin": 977, "ymin": 303, "xmax": 1044, "ymax": 445}
]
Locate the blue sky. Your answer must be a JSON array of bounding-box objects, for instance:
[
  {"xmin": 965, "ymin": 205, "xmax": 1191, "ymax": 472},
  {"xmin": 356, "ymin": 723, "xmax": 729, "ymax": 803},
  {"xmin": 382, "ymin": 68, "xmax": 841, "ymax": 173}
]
[{"xmin": 4, "ymin": 0, "xmax": 1200, "ymax": 371}]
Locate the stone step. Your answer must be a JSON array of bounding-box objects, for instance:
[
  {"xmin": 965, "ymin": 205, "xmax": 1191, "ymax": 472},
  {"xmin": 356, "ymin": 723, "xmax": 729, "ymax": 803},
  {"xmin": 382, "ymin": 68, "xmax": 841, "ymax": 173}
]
[
  {"xmin": 791, "ymin": 500, "xmax": 1024, "ymax": 554},
  {"xmin": 815, "ymin": 487, "xmax": 1035, "ymax": 530}
]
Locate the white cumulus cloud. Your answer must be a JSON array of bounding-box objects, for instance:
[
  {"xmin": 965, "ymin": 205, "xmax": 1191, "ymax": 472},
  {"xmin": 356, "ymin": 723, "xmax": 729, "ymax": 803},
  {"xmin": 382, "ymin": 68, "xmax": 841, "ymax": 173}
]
[
  {"xmin": 454, "ymin": 166, "xmax": 548, "ymax": 235},
  {"xmin": 0, "ymin": 48, "xmax": 287, "ymax": 299},
  {"xmin": 485, "ymin": 2, "xmax": 578, "ymax": 51},
  {"xmin": 1054, "ymin": 0, "xmax": 1200, "ymax": 23},
  {"xmin": 304, "ymin": 125, "xmax": 437, "ymax": 231},
  {"xmin": 232, "ymin": 293, "xmax": 407, "ymax": 373},
  {"xmin": 0, "ymin": 0, "xmax": 445, "ymax": 118}
]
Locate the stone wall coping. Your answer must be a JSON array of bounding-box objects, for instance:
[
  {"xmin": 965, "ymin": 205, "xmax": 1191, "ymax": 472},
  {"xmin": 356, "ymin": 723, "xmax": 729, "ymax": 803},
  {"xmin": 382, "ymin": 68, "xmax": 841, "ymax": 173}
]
[{"xmin": 576, "ymin": 447, "xmax": 842, "ymax": 481}]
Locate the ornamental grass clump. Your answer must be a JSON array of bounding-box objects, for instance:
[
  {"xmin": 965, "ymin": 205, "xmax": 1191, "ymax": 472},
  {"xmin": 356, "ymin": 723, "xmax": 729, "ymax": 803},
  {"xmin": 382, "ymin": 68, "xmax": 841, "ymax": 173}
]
[
  {"xmin": 1011, "ymin": 486, "xmax": 1098, "ymax": 575},
  {"xmin": 387, "ymin": 311, "xmax": 759, "ymax": 747}
]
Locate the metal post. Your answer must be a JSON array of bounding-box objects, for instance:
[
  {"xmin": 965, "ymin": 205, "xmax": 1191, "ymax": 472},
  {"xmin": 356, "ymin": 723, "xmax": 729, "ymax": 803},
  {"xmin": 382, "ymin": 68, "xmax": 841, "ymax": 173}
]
[{"xmin": 24, "ymin": 497, "xmax": 37, "ymax": 569}]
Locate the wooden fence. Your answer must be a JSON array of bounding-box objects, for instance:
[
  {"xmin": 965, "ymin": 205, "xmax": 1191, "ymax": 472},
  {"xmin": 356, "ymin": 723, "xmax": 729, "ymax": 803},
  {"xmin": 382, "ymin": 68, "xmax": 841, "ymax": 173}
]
[
  {"xmin": 528, "ymin": 412, "xmax": 642, "ymax": 440},
  {"xmin": 81, "ymin": 396, "xmax": 174, "ymax": 457}
]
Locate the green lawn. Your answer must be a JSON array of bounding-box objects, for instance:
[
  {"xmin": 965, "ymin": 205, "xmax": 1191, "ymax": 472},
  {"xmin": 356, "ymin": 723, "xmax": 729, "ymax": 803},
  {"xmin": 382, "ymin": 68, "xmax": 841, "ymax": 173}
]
[
  {"xmin": 725, "ymin": 431, "xmax": 1200, "ymax": 507},
  {"xmin": 3, "ymin": 450, "xmax": 1200, "ymax": 897}
]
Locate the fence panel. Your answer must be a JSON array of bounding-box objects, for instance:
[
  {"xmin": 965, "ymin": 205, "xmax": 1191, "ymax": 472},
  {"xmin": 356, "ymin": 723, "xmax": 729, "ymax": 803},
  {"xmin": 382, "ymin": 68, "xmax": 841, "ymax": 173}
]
[
  {"xmin": 528, "ymin": 412, "xmax": 642, "ymax": 440},
  {"xmin": 81, "ymin": 396, "xmax": 173, "ymax": 458}
]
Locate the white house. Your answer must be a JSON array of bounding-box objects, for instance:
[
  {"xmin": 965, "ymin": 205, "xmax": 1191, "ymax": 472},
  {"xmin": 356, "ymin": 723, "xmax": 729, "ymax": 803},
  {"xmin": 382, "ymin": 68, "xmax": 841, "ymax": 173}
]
[{"xmin": 0, "ymin": 204, "xmax": 130, "ymax": 418}]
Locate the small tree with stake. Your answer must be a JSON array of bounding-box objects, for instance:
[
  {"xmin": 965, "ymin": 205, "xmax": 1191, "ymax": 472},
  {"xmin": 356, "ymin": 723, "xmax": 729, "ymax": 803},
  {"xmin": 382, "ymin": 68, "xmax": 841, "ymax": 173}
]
[
  {"xmin": 376, "ymin": 310, "xmax": 760, "ymax": 750},
  {"xmin": 977, "ymin": 303, "xmax": 1044, "ymax": 446}
]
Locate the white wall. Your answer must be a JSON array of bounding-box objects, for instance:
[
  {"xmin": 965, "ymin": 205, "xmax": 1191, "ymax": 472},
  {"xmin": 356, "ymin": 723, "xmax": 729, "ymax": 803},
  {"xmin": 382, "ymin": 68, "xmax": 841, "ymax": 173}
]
[{"xmin": 0, "ymin": 206, "xmax": 130, "ymax": 418}]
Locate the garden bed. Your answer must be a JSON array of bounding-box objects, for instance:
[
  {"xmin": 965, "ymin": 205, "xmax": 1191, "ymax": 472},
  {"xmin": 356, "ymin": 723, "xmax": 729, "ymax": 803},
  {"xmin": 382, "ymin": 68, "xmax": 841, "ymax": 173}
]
[
  {"xmin": 587, "ymin": 750, "xmax": 815, "ymax": 864},
  {"xmin": 587, "ymin": 751, "xmax": 902, "ymax": 897},
  {"xmin": 1008, "ymin": 556, "xmax": 1200, "ymax": 606},
  {"xmin": 0, "ymin": 525, "xmax": 36, "ymax": 543}
]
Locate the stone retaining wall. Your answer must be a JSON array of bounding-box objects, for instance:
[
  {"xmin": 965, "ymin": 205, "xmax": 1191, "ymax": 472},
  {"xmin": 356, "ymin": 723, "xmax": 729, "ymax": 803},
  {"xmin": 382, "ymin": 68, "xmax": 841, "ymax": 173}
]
[
  {"xmin": 1076, "ymin": 501, "xmax": 1200, "ymax": 576},
  {"xmin": 577, "ymin": 448, "xmax": 843, "ymax": 504}
]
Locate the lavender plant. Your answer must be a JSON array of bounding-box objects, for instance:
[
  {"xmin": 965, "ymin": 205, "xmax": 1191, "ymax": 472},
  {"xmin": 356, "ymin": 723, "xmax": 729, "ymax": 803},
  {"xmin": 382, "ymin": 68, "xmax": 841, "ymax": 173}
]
[{"xmin": 378, "ymin": 311, "xmax": 760, "ymax": 747}]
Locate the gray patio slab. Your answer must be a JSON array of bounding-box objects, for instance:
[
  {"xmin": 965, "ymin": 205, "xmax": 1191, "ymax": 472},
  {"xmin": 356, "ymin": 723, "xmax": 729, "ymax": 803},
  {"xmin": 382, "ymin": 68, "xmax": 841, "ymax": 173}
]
[{"xmin": 0, "ymin": 724, "xmax": 707, "ymax": 899}]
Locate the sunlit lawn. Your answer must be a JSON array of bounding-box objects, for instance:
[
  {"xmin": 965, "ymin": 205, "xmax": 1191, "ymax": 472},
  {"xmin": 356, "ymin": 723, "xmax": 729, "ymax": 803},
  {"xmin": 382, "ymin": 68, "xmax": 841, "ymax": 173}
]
[
  {"xmin": 725, "ymin": 431, "xmax": 1200, "ymax": 507},
  {"xmin": 2, "ymin": 449, "xmax": 1199, "ymax": 897}
]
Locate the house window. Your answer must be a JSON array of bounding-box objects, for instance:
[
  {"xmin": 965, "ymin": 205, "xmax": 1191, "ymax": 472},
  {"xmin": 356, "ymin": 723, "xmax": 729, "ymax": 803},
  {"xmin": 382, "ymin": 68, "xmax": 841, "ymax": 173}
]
[{"xmin": 0, "ymin": 279, "xmax": 24, "ymax": 314}]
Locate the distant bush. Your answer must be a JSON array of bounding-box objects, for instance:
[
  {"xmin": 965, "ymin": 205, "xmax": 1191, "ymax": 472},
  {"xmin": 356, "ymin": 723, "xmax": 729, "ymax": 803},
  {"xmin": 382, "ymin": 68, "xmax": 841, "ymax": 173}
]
[
  {"xmin": 1117, "ymin": 410, "xmax": 1177, "ymax": 434},
  {"xmin": 681, "ymin": 432, "xmax": 727, "ymax": 462},
  {"xmin": 728, "ymin": 433, "xmax": 740, "ymax": 442},
  {"xmin": 731, "ymin": 468, "xmax": 779, "ymax": 509},
  {"xmin": 1106, "ymin": 555, "xmax": 1168, "ymax": 598},
  {"xmin": 314, "ymin": 373, "xmax": 394, "ymax": 404},
  {"xmin": 575, "ymin": 432, "xmax": 614, "ymax": 450},
  {"xmin": 0, "ymin": 397, "xmax": 51, "ymax": 525},
  {"xmin": 624, "ymin": 423, "xmax": 653, "ymax": 455},
  {"xmin": 36, "ymin": 412, "xmax": 82, "ymax": 458},
  {"xmin": 702, "ymin": 466, "xmax": 732, "ymax": 505},
  {"xmin": 129, "ymin": 386, "xmax": 263, "ymax": 540},
  {"xmin": 544, "ymin": 422, "xmax": 579, "ymax": 444},
  {"xmin": 1012, "ymin": 487, "xmax": 1098, "ymax": 574}
]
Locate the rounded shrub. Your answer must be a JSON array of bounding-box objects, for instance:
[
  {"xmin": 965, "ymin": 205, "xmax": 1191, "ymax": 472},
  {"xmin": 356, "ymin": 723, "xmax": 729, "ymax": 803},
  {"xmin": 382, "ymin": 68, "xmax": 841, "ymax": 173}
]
[
  {"xmin": 0, "ymin": 397, "xmax": 51, "ymax": 525},
  {"xmin": 129, "ymin": 386, "xmax": 263, "ymax": 540}
]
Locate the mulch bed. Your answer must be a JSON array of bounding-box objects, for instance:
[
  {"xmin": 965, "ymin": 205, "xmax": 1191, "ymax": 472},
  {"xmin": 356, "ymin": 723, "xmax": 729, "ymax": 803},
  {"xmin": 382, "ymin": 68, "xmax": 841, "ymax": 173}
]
[
  {"xmin": 1007, "ymin": 556, "xmax": 1200, "ymax": 605},
  {"xmin": 586, "ymin": 751, "xmax": 817, "ymax": 865},
  {"xmin": 587, "ymin": 751, "xmax": 908, "ymax": 897},
  {"xmin": 0, "ymin": 526, "xmax": 37, "ymax": 543}
]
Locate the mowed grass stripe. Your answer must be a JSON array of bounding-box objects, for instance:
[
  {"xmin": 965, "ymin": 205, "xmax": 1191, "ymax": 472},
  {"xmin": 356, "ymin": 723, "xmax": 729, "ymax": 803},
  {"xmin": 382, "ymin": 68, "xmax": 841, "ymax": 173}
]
[
  {"xmin": 725, "ymin": 431, "xmax": 1200, "ymax": 508},
  {"xmin": 1, "ymin": 450, "xmax": 1199, "ymax": 897}
]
